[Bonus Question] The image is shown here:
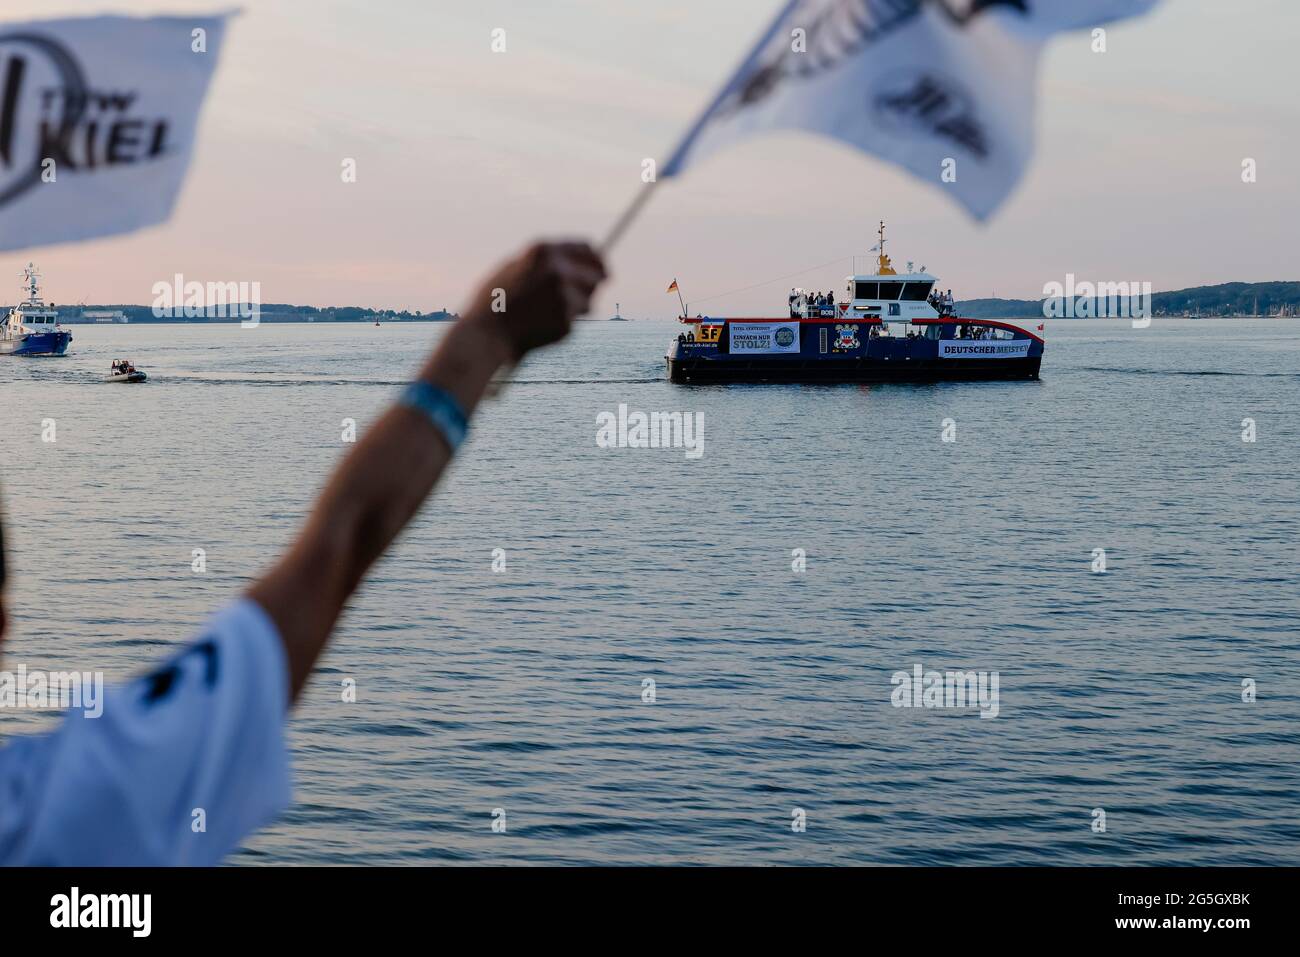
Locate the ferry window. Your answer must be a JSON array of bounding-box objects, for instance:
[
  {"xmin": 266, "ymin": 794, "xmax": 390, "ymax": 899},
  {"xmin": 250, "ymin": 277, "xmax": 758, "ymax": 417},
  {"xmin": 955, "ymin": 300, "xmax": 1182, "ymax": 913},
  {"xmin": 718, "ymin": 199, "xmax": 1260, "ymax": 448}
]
[
  {"xmin": 902, "ymin": 282, "xmax": 933, "ymax": 301},
  {"xmin": 854, "ymin": 281, "xmax": 878, "ymax": 300},
  {"xmin": 877, "ymin": 282, "xmax": 903, "ymax": 300}
]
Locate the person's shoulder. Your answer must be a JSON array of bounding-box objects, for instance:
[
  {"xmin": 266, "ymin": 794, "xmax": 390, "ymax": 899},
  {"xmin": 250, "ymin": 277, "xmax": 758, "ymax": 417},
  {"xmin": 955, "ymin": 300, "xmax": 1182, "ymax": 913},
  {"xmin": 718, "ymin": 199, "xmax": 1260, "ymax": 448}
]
[
  {"xmin": 186, "ymin": 595, "xmax": 287, "ymax": 689},
  {"xmin": 124, "ymin": 596, "xmax": 289, "ymax": 719},
  {"xmin": 208, "ymin": 595, "xmax": 282, "ymax": 643}
]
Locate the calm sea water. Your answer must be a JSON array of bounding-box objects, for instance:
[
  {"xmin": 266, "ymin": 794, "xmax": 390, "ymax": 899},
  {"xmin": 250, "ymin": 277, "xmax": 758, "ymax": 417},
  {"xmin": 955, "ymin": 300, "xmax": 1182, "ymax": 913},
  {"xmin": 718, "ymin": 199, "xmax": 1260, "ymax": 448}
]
[{"xmin": 1, "ymin": 317, "xmax": 1298, "ymax": 865}]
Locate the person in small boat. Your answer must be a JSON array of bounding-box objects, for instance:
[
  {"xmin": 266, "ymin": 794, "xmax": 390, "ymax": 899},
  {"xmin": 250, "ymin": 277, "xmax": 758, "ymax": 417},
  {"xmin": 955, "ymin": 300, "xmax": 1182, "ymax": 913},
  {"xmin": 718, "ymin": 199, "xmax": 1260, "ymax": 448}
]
[{"xmin": 0, "ymin": 240, "xmax": 605, "ymax": 865}]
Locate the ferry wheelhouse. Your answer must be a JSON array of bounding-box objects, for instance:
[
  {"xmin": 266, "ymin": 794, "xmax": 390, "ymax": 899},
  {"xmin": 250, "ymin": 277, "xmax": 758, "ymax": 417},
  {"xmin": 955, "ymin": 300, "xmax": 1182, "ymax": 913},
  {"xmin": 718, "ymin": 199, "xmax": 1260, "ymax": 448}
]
[
  {"xmin": 666, "ymin": 223, "xmax": 1042, "ymax": 384},
  {"xmin": 1, "ymin": 264, "xmax": 72, "ymax": 357}
]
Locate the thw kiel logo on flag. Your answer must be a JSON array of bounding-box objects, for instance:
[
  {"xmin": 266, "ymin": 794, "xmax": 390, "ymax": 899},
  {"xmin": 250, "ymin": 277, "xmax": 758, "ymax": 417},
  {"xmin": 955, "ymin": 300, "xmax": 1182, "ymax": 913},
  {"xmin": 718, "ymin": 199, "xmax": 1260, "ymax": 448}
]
[
  {"xmin": 0, "ymin": 35, "xmax": 88, "ymax": 209},
  {"xmin": 0, "ymin": 14, "xmax": 231, "ymax": 252}
]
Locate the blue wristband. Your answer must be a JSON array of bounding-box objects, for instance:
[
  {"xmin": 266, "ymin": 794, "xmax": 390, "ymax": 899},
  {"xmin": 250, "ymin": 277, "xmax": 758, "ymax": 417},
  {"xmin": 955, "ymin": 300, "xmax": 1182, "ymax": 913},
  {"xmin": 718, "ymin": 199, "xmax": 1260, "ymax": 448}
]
[{"xmin": 398, "ymin": 381, "xmax": 469, "ymax": 452}]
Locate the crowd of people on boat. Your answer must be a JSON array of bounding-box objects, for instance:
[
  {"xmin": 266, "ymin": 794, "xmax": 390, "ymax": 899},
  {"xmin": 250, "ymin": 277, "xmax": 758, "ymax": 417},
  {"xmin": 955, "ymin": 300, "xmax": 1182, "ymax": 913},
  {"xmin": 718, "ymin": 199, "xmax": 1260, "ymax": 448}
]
[
  {"xmin": 929, "ymin": 288, "xmax": 957, "ymax": 316},
  {"xmin": 788, "ymin": 288, "xmax": 838, "ymax": 317},
  {"xmin": 785, "ymin": 286, "xmax": 958, "ymax": 318},
  {"xmin": 110, "ymin": 358, "xmax": 136, "ymax": 375}
]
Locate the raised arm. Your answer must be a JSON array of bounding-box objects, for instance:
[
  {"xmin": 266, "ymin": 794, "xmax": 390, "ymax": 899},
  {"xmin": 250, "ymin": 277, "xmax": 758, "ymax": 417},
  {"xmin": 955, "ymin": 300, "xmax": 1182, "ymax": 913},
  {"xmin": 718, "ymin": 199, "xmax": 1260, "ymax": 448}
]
[{"xmin": 248, "ymin": 242, "xmax": 606, "ymax": 699}]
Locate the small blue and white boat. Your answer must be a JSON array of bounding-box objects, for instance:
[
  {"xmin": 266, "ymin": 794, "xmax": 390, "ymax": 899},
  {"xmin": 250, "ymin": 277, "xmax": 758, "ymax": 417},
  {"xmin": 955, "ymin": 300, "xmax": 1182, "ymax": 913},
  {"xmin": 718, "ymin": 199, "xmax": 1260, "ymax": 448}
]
[{"xmin": 1, "ymin": 264, "xmax": 72, "ymax": 357}]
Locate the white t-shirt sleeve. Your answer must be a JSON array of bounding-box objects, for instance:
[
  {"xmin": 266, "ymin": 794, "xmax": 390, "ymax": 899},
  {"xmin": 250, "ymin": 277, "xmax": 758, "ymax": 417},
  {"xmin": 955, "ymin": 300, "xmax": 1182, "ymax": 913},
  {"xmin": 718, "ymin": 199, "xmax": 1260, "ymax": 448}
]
[{"xmin": 0, "ymin": 597, "xmax": 292, "ymax": 866}]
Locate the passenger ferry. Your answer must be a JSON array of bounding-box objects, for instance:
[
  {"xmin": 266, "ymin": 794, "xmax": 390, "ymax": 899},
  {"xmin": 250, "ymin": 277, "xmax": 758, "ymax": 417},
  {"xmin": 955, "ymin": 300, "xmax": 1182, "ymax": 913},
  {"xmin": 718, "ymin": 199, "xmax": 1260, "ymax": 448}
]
[
  {"xmin": 666, "ymin": 224, "xmax": 1043, "ymax": 384},
  {"xmin": 1, "ymin": 264, "xmax": 72, "ymax": 356}
]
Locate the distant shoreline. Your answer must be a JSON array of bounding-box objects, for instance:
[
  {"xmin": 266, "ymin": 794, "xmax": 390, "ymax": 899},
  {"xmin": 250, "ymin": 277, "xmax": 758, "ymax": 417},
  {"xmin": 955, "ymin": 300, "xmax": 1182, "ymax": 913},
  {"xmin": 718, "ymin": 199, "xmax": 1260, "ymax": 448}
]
[
  {"xmin": 33, "ymin": 314, "xmax": 1300, "ymax": 326},
  {"xmin": 42, "ymin": 317, "xmax": 459, "ymax": 325},
  {"xmin": 5, "ymin": 305, "xmax": 461, "ymax": 325}
]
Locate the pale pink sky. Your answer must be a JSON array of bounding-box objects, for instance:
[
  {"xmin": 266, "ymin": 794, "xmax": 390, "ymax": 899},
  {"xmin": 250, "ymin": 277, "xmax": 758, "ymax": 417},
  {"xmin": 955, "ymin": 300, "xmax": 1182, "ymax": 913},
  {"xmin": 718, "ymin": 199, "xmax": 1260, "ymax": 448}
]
[{"xmin": 3, "ymin": 0, "xmax": 1297, "ymax": 317}]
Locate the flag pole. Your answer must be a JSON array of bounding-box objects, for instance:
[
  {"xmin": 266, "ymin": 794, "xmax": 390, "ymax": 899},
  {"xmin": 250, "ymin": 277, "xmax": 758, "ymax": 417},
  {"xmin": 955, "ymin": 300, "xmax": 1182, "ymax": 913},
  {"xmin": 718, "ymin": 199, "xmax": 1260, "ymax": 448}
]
[
  {"xmin": 600, "ymin": 179, "xmax": 659, "ymax": 256},
  {"xmin": 598, "ymin": 0, "xmax": 798, "ymax": 255},
  {"xmin": 495, "ymin": 176, "xmax": 657, "ymax": 401}
]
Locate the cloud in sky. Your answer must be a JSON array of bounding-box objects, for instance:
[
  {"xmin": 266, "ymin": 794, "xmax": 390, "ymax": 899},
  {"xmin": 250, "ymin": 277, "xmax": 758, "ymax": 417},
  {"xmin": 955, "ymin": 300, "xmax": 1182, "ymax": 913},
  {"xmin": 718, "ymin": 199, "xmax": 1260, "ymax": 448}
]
[{"xmin": 3, "ymin": 0, "xmax": 1297, "ymax": 318}]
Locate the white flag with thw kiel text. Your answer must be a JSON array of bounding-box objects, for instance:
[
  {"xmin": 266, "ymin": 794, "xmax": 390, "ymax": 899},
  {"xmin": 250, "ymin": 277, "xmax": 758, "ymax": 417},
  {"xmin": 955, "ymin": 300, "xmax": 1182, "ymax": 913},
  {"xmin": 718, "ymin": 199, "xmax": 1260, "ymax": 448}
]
[
  {"xmin": 0, "ymin": 13, "xmax": 232, "ymax": 251},
  {"xmin": 662, "ymin": 0, "xmax": 1160, "ymax": 220}
]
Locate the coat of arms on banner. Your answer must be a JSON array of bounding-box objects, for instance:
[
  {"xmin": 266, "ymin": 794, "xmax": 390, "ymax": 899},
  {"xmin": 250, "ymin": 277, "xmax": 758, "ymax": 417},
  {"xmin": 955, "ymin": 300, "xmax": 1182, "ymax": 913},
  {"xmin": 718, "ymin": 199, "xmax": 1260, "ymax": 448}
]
[{"xmin": 834, "ymin": 324, "xmax": 860, "ymax": 350}]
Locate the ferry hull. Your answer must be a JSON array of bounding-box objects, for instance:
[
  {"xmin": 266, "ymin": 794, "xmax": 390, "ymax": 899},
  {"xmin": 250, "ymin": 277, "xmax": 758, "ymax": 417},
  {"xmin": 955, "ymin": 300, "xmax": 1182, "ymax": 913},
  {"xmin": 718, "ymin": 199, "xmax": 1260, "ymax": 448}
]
[
  {"xmin": 667, "ymin": 317, "xmax": 1044, "ymax": 385},
  {"xmin": 0, "ymin": 330, "xmax": 72, "ymax": 356},
  {"xmin": 668, "ymin": 355, "xmax": 1041, "ymax": 384}
]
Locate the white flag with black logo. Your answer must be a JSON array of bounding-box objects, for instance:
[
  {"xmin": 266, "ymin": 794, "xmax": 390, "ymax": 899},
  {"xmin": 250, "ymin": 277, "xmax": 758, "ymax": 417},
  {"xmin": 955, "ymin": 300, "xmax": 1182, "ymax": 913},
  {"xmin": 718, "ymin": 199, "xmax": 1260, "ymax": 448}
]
[
  {"xmin": 661, "ymin": 0, "xmax": 1160, "ymax": 220},
  {"xmin": 0, "ymin": 13, "xmax": 232, "ymax": 251}
]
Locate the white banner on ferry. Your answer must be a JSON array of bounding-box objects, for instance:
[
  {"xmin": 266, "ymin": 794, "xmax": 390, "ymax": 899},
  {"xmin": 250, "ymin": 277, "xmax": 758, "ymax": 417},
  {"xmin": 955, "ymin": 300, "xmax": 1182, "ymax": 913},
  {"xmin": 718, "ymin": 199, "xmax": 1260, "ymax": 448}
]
[
  {"xmin": 730, "ymin": 321, "xmax": 801, "ymax": 354},
  {"xmin": 0, "ymin": 13, "xmax": 233, "ymax": 251},
  {"xmin": 939, "ymin": 339, "xmax": 1031, "ymax": 359}
]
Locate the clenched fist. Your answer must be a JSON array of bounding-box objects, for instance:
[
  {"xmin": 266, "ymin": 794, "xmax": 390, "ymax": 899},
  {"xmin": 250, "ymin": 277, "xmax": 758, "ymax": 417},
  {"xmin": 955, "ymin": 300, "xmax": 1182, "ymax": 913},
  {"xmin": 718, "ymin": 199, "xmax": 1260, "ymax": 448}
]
[{"xmin": 463, "ymin": 242, "xmax": 607, "ymax": 361}]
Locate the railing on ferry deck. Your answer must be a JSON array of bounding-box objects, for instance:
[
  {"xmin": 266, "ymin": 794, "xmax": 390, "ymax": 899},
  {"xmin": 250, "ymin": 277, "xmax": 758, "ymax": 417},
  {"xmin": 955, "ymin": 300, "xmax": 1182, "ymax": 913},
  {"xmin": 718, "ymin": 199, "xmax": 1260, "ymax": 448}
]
[{"xmin": 799, "ymin": 304, "xmax": 842, "ymax": 318}]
